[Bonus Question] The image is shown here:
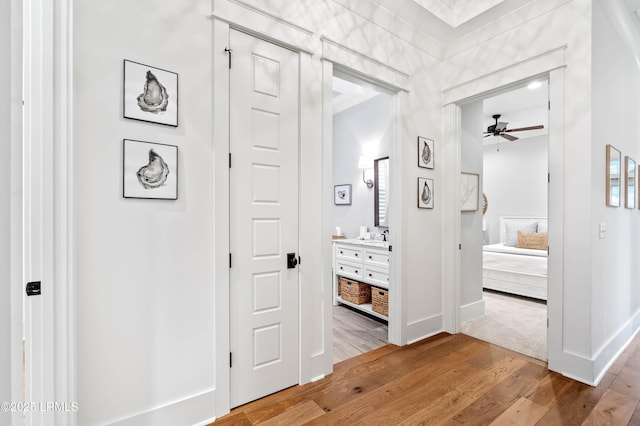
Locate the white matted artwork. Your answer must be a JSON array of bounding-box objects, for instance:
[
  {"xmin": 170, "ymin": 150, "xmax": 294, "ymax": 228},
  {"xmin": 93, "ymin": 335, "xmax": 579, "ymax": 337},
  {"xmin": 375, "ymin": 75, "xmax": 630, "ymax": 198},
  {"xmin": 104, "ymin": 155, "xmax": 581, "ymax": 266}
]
[
  {"xmin": 123, "ymin": 139, "xmax": 178, "ymax": 200},
  {"xmin": 418, "ymin": 136, "xmax": 434, "ymax": 169},
  {"xmin": 123, "ymin": 60, "xmax": 178, "ymax": 127},
  {"xmin": 418, "ymin": 177, "xmax": 433, "ymax": 209},
  {"xmin": 334, "ymin": 184, "xmax": 351, "ymax": 205},
  {"xmin": 460, "ymin": 172, "xmax": 479, "ymax": 212}
]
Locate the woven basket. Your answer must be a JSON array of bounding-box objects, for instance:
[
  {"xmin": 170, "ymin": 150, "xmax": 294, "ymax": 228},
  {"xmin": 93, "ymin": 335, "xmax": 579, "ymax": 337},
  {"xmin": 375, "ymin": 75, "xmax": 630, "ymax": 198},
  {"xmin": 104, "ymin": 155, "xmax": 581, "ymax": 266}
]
[
  {"xmin": 339, "ymin": 277, "xmax": 371, "ymax": 304},
  {"xmin": 372, "ymin": 288, "xmax": 388, "ymax": 316}
]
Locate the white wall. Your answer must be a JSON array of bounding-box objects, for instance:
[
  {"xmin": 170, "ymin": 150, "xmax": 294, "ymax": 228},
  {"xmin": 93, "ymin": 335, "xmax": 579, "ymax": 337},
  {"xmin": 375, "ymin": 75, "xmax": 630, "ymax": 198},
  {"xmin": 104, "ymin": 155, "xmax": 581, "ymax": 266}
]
[
  {"xmin": 483, "ymin": 135, "xmax": 548, "ymax": 244},
  {"xmin": 460, "ymin": 101, "xmax": 484, "ymax": 311},
  {"xmin": 0, "ymin": 0, "xmax": 11, "ymax": 419},
  {"xmin": 73, "ymin": 1, "xmax": 215, "ymax": 424},
  {"xmin": 591, "ymin": 0, "xmax": 640, "ymax": 376},
  {"xmin": 333, "ymin": 93, "xmax": 392, "ymax": 238}
]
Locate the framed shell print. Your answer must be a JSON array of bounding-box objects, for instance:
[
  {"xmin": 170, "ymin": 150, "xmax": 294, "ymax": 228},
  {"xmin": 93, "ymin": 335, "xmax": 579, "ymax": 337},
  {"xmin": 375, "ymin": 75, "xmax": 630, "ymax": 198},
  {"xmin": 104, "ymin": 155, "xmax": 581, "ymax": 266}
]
[
  {"xmin": 334, "ymin": 184, "xmax": 352, "ymax": 205},
  {"xmin": 418, "ymin": 136, "xmax": 434, "ymax": 169},
  {"xmin": 626, "ymin": 156, "xmax": 636, "ymax": 209},
  {"xmin": 123, "ymin": 60, "xmax": 178, "ymax": 127},
  {"xmin": 123, "ymin": 139, "xmax": 178, "ymax": 200},
  {"xmin": 418, "ymin": 178, "xmax": 433, "ymax": 209}
]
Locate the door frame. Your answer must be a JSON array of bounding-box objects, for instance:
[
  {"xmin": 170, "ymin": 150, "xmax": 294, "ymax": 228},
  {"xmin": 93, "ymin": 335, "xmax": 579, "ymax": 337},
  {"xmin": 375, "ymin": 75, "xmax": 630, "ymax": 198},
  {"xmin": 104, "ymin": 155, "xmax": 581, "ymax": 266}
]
[
  {"xmin": 18, "ymin": 0, "xmax": 76, "ymax": 423},
  {"xmin": 441, "ymin": 47, "xmax": 566, "ymax": 372}
]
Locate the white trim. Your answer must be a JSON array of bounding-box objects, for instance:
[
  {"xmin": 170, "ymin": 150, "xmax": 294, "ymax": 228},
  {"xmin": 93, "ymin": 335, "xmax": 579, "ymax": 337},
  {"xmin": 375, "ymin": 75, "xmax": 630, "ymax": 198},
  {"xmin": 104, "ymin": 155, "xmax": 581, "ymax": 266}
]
[
  {"xmin": 9, "ymin": 0, "xmax": 24, "ymax": 423},
  {"xmin": 212, "ymin": 17, "xmax": 231, "ymax": 419},
  {"xmin": 210, "ymin": 0, "xmax": 319, "ymax": 55},
  {"xmin": 592, "ymin": 308, "xmax": 640, "ymax": 385},
  {"xmin": 459, "ymin": 299, "xmax": 485, "ymax": 323},
  {"xmin": 321, "ymin": 38, "xmax": 411, "ymax": 92},
  {"xmin": 405, "ymin": 314, "xmax": 445, "ymax": 345},
  {"xmin": 103, "ymin": 389, "xmax": 216, "ymax": 426},
  {"xmin": 443, "ymin": 45, "xmax": 567, "ymax": 105},
  {"xmin": 442, "ymin": 103, "xmax": 462, "ymax": 333}
]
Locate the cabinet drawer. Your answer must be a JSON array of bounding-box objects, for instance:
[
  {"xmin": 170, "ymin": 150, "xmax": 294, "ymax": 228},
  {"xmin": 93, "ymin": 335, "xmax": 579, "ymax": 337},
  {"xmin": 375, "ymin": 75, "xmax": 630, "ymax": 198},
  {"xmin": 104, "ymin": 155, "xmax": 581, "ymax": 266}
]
[
  {"xmin": 365, "ymin": 250, "xmax": 389, "ymax": 268},
  {"xmin": 336, "ymin": 245, "xmax": 363, "ymax": 262},
  {"xmin": 364, "ymin": 266, "xmax": 389, "ymax": 288},
  {"xmin": 336, "ymin": 261, "xmax": 363, "ymax": 280}
]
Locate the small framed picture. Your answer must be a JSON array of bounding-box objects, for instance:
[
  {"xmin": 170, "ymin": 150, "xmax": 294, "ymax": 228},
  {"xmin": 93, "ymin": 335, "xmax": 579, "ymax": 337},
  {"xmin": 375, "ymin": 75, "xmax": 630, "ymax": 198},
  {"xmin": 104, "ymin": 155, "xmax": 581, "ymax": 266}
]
[
  {"xmin": 123, "ymin": 139, "xmax": 178, "ymax": 200},
  {"xmin": 418, "ymin": 136, "xmax": 434, "ymax": 169},
  {"xmin": 334, "ymin": 184, "xmax": 352, "ymax": 205},
  {"xmin": 418, "ymin": 178, "xmax": 433, "ymax": 209},
  {"xmin": 123, "ymin": 60, "xmax": 178, "ymax": 127},
  {"xmin": 460, "ymin": 172, "xmax": 479, "ymax": 212}
]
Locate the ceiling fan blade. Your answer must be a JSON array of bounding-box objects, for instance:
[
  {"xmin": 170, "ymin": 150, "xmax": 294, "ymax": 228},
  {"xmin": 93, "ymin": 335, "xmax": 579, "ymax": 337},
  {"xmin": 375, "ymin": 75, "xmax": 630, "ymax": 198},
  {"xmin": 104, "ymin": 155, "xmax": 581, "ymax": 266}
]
[
  {"xmin": 504, "ymin": 125, "xmax": 544, "ymax": 132},
  {"xmin": 501, "ymin": 133, "xmax": 518, "ymax": 141}
]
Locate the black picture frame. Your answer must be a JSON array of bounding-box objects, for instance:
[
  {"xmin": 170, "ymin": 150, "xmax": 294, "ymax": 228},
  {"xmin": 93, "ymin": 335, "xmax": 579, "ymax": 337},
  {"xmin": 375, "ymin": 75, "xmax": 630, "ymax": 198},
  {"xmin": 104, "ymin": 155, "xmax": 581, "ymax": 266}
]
[
  {"xmin": 418, "ymin": 177, "xmax": 433, "ymax": 209},
  {"xmin": 418, "ymin": 136, "xmax": 434, "ymax": 169},
  {"xmin": 123, "ymin": 139, "xmax": 178, "ymax": 200},
  {"xmin": 123, "ymin": 60, "xmax": 178, "ymax": 127}
]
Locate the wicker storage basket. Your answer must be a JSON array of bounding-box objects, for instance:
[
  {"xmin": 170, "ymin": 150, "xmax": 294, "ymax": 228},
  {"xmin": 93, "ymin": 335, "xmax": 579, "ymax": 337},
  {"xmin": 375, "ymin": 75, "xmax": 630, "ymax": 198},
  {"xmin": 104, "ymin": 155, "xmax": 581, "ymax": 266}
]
[
  {"xmin": 372, "ymin": 288, "xmax": 389, "ymax": 316},
  {"xmin": 339, "ymin": 277, "xmax": 371, "ymax": 304}
]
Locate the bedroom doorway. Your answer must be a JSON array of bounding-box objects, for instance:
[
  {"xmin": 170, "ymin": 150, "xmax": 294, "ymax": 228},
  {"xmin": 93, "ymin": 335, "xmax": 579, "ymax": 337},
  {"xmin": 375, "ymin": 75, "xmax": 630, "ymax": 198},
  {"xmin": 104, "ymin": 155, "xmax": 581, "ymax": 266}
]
[
  {"xmin": 331, "ymin": 71, "xmax": 394, "ymax": 364},
  {"xmin": 459, "ymin": 80, "xmax": 549, "ymax": 361}
]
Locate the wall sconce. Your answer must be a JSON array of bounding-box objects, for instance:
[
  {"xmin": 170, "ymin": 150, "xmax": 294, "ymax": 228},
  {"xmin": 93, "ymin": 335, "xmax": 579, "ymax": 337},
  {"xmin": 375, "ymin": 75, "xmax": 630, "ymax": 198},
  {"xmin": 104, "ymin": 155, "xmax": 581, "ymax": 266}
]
[{"xmin": 358, "ymin": 156, "xmax": 374, "ymax": 189}]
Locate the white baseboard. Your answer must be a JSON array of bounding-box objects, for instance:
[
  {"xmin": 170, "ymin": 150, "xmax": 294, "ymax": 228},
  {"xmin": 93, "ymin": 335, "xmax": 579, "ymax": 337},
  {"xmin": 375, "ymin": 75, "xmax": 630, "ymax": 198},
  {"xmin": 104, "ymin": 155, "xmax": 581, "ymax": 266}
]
[
  {"xmin": 593, "ymin": 308, "xmax": 640, "ymax": 385},
  {"xmin": 106, "ymin": 389, "xmax": 215, "ymax": 426},
  {"xmin": 405, "ymin": 313, "xmax": 444, "ymax": 345},
  {"xmin": 460, "ymin": 299, "xmax": 486, "ymax": 323}
]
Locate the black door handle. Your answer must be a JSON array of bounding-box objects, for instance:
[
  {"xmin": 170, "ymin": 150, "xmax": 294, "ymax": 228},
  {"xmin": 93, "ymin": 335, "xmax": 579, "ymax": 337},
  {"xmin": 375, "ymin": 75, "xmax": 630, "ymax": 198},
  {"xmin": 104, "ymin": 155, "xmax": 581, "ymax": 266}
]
[{"xmin": 287, "ymin": 253, "xmax": 298, "ymax": 269}]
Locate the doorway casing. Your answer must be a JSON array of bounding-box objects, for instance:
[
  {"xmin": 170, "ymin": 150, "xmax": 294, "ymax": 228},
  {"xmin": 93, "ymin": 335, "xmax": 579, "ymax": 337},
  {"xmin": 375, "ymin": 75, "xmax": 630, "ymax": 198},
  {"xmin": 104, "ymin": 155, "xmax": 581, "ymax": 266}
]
[{"xmin": 441, "ymin": 46, "xmax": 566, "ymax": 375}]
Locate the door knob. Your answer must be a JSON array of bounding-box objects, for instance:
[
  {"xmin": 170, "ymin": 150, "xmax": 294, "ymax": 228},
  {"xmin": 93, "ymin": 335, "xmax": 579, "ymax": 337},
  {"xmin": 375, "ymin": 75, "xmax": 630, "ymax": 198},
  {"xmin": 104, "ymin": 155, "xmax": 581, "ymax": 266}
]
[{"xmin": 287, "ymin": 253, "xmax": 298, "ymax": 269}]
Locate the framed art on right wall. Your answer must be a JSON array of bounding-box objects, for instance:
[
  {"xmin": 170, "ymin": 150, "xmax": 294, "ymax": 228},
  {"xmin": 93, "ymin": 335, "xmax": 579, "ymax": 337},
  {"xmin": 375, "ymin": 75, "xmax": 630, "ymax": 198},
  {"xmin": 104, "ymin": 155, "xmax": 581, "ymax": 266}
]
[
  {"xmin": 625, "ymin": 156, "xmax": 636, "ymax": 209},
  {"xmin": 606, "ymin": 144, "xmax": 621, "ymax": 207}
]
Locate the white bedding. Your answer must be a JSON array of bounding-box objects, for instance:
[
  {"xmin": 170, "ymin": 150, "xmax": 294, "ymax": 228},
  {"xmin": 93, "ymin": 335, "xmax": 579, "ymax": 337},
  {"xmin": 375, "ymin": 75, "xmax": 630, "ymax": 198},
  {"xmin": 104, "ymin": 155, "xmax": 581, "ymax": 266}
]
[
  {"xmin": 482, "ymin": 247, "xmax": 548, "ymax": 277},
  {"xmin": 482, "ymin": 243, "xmax": 547, "ymax": 258},
  {"xmin": 482, "ymin": 217, "xmax": 549, "ymax": 300}
]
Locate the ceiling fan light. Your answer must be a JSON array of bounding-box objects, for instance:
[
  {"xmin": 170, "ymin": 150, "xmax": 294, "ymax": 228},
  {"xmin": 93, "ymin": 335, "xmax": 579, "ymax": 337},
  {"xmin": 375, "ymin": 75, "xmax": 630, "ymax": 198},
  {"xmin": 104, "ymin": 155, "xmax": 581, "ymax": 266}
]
[{"xmin": 527, "ymin": 81, "xmax": 542, "ymax": 90}]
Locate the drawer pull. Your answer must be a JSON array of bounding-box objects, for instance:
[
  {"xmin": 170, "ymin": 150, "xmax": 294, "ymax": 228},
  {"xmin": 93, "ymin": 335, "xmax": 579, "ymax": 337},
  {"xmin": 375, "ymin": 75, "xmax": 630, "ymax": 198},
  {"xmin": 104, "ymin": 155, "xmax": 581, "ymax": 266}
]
[
  {"xmin": 355, "ymin": 253, "xmax": 359, "ymax": 257},
  {"xmin": 339, "ymin": 266, "xmax": 343, "ymax": 270},
  {"xmin": 369, "ymin": 273, "xmax": 373, "ymax": 277},
  {"xmin": 355, "ymin": 270, "xmax": 358, "ymax": 274},
  {"xmin": 339, "ymin": 250, "xmax": 343, "ymax": 254},
  {"xmin": 369, "ymin": 255, "xmax": 373, "ymax": 259}
]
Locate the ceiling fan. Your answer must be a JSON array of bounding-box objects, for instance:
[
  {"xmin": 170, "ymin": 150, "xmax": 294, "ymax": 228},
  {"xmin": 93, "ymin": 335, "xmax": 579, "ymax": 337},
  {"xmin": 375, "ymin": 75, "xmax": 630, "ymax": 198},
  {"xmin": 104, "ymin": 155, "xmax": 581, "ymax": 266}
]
[{"xmin": 484, "ymin": 114, "xmax": 544, "ymax": 141}]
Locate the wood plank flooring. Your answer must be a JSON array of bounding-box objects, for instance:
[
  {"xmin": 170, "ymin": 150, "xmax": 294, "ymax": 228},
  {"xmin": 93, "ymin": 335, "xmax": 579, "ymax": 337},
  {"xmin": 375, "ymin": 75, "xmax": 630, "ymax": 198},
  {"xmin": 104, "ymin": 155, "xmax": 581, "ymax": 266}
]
[
  {"xmin": 332, "ymin": 305, "xmax": 388, "ymax": 364},
  {"xmin": 212, "ymin": 331, "xmax": 640, "ymax": 425}
]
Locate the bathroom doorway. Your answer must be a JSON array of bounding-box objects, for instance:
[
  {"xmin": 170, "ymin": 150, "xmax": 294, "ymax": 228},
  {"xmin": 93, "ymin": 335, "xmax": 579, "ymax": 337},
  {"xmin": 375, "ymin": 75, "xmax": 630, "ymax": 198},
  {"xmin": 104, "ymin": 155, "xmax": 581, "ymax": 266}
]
[{"xmin": 331, "ymin": 71, "xmax": 394, "ymax": 364}]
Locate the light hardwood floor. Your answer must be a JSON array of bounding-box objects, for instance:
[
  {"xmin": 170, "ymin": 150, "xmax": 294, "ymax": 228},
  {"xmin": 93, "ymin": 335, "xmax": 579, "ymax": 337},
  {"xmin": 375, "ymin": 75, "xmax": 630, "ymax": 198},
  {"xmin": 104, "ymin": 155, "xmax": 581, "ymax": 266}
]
[
  {"xmin": 213, "ymin": 331, "xmax": 640, "ymax": 425},
  {"xmin": 332, "ymin": 304, "xmax": 388, "ymax": 364}
]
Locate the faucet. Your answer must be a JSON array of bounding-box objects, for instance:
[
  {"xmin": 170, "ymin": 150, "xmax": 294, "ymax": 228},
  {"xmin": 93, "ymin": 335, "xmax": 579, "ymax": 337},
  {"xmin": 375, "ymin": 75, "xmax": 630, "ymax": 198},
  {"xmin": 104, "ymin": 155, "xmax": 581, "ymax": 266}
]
[{"xmin": 382, "ymin": 229, "xmax": 389, "ymax": 242}]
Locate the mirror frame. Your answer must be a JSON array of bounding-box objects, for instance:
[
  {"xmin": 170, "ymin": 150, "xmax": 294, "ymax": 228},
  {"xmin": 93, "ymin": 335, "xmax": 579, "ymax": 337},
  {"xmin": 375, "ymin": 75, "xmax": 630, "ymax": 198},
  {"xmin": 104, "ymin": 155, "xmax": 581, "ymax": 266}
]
[{"xmin": 374, "ymin": 156, "xmax": 389, "ymax": 227}]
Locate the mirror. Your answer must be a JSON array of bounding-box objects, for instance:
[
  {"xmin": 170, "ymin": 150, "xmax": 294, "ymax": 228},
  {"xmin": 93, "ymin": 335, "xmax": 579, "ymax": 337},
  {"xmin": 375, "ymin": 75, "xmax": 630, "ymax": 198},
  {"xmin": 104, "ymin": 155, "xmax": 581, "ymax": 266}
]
[{"xmin": 374, "ymin": 157, "xmax": 389, "ymax": 227}]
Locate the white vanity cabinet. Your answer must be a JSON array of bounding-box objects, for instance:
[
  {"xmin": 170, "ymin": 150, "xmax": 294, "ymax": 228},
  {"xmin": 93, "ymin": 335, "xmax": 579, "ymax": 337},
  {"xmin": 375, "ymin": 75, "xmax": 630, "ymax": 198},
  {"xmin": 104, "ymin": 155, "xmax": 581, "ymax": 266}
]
[{"xmin": 333, "ymin": 240, "xmax": 390, "ymax": 320}]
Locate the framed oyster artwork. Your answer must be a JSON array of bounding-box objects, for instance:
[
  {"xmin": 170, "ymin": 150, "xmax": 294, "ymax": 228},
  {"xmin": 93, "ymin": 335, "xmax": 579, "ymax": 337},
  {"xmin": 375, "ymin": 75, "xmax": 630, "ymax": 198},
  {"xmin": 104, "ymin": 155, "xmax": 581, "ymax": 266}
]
[
  {"xmin": 417, "ymin": 136, "xmax": 434, "ymax": 169},
  {"xmin": 123, "ymin": 60, "xmax": 178, "ymax": 127},
  {"xmin": 418, "ymin": 177, "xmax": 433, "ymax": 209},
  {"xmin": 334, "ymin": 184, "xmax": 352, "ymax": 205},
  {"xmin": 123, "ymin": 139, "xmax": 178, "ymax": 200}
]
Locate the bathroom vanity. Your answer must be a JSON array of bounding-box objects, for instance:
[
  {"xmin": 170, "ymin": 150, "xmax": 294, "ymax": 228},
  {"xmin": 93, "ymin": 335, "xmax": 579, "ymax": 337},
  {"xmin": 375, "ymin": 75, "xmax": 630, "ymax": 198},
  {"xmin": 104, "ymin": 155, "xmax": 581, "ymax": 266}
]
[{"xmin": 333, "ymin": 239, "xmax": 390, "ymax": 320}]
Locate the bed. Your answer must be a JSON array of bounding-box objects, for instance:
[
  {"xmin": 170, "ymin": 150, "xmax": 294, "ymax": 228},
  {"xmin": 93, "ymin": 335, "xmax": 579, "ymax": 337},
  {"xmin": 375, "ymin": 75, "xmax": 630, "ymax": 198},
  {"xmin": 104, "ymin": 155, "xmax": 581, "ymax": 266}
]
[{"xmin": 482, "ymin": 216, "xmax": 548, "ymax": 300}]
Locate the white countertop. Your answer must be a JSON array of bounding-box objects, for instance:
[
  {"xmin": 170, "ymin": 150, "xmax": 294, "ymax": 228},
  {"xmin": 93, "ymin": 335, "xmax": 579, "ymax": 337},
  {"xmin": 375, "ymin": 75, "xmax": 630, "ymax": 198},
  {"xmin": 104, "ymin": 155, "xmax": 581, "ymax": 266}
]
[{"xmin": 334, "ymin": 238, "xmax": 389, "ymax": 248}]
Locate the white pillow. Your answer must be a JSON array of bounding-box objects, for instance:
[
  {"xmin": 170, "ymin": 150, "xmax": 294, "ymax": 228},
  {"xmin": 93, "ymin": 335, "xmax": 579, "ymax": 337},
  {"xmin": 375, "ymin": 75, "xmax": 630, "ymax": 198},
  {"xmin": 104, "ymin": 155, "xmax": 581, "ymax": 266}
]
[
  {"xmin": 537, "ymin": 221, "xmax": 548, "ymax": 233},
  {"xmin": 504, "ymin": 222, "xmax": 537, "ymax": 246}
]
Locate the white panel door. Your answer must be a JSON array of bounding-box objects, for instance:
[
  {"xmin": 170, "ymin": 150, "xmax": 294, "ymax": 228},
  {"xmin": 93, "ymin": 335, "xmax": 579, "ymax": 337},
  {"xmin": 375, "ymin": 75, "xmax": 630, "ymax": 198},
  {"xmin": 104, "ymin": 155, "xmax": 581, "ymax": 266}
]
[{"xmin": 229, "ymin": 29, "xmax": 300, "ymax": 408}]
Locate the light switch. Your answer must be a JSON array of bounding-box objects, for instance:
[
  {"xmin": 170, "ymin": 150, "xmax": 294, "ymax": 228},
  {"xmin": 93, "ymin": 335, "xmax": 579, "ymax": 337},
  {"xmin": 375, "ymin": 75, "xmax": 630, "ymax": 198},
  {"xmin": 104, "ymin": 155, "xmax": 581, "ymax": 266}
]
[{"xmin": 599, "ymin": 223, "xmax": 607, "ymax": 239}]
